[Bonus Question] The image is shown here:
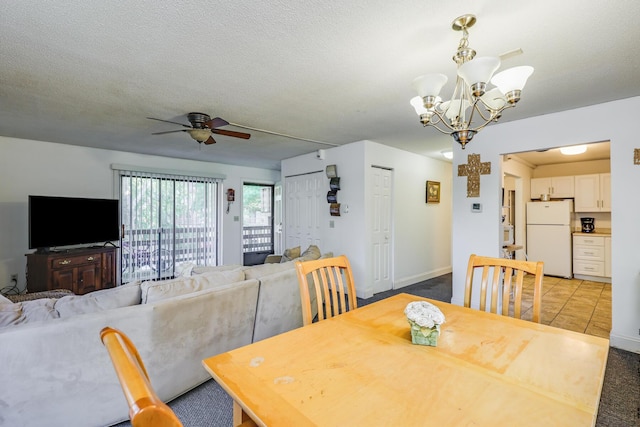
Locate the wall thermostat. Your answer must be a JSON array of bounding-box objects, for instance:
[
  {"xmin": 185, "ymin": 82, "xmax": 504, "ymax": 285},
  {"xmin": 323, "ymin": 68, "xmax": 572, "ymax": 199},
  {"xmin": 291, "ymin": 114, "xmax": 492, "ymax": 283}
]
[{"xmin": 471, "ymin": 202, "xmax": 482, "ymax": 213}]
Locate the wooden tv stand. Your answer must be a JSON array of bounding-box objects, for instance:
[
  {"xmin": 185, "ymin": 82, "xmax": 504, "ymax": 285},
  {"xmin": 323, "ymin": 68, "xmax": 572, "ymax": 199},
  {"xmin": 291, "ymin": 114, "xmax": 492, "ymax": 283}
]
[{"xmin": 26, "ymin": 246, "xmax": 117, "ymax": 295}]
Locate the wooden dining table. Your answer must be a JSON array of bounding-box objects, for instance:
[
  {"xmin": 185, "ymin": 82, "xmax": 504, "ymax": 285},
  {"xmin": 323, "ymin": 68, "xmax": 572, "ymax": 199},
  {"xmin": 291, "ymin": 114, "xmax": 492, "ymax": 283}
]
[{"xmin": 202, "ymin": 293, "xmax": 609, "ymax": 426}]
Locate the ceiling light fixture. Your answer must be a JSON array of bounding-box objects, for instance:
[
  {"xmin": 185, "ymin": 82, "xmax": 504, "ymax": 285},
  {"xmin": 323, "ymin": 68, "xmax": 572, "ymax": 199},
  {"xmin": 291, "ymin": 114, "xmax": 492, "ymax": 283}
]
[
  {"xmin": 410, "ymin": 14, "xmax": 534, "ymax": 149},
  {"xmin": 560, "ymin": 145, "xmax": 587, "ymax": 155},
  {"xmin": 441, "ymin": 149, "xmax": 453, "ymax": 160}
]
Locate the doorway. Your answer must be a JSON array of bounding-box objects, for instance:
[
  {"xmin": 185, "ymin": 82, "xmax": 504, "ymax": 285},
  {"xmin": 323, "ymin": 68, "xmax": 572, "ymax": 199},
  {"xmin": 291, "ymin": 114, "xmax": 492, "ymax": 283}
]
[{"xmin": 242, "ymin": 183, "xmax": 274, "ymax": 266}]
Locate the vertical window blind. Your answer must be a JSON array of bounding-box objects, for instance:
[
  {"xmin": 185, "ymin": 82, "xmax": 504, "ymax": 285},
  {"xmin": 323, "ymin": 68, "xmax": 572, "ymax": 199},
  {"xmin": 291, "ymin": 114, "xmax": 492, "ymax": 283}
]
[{"xmin": 115, "ymin": 168, "xmax": 221, "ymax": 283}]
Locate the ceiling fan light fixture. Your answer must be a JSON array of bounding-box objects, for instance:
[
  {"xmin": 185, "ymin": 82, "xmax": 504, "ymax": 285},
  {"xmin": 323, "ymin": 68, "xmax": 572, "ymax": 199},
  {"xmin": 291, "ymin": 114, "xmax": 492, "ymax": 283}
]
[
  {"xmin": 188, "ymin": 128, "xmax": 211, "ymax": 143},
  {"xmin": 560, "ymin": 145, "xmax": 587, "ymax": 155},
  {"xmin": 410, "ymin": 14, "xmax": 534, "ymax": 149}
]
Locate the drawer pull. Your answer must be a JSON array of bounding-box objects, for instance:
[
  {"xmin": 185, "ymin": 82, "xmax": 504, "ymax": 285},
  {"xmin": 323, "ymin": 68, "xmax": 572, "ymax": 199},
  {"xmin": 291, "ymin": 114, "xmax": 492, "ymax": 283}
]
[
  {"xmin": 584, "ymin": 252, "xmax": 594, "ymax": 256},
  {"xmin": 87, "ymin": 256, "xmax": 95, "ymax": 261},
  {"xmin": 59, "ymin": 260, "xmax": 72, "ymax": 265}
]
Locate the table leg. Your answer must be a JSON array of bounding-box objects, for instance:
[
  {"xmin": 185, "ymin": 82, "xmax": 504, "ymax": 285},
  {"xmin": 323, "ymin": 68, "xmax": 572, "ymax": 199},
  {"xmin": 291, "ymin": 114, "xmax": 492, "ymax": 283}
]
[{"xmin": 233, "ymin": 401, "xmax": 258, "ymax": 427}]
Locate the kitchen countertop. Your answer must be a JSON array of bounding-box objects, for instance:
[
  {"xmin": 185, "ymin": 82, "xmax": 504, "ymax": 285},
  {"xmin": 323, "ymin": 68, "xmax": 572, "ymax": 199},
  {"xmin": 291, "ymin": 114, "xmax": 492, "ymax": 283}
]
[{"xmin": 573, "ymin": 228, "xmax": 611, "ymax": 237}]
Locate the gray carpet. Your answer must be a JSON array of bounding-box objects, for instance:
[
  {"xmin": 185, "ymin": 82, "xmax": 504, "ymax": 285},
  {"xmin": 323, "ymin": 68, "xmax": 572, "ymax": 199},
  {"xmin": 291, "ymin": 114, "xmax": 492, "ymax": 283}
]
[{"xmin": 111, "ymin": 273, "xmax": 639, "ymax": 426}]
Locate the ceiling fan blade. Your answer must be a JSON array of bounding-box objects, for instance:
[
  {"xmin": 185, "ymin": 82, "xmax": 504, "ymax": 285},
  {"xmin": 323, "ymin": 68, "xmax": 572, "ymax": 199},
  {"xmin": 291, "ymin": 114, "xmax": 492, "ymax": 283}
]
[
  {"xmin": 147, "ymin": 117, "xmax": 192, "ymax": 128},
  {"xmin": 204, "ymin": 135, "xmax": 217, "ymax": 145},
  {"xmin": 499, "ymin": 48, "xmax": 523, "ymax": 61},
  {"xmin": 211, "ymin": 129, "xmax": 251, "ymax": 139},
  {"xmin": 152, "ymin": 129, "xmax": 189, "ymax": 135},
  {"xmin": 205, "ymin": 117, "xmax": 230, "ymax": 129}
]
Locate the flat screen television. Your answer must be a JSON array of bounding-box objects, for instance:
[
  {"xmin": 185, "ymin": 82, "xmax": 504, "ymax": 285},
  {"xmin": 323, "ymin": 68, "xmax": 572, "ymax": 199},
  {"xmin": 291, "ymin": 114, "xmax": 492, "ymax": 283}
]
[{"xmin": 29, "ymin": 195, "xmax": 120, "ymax": 252}]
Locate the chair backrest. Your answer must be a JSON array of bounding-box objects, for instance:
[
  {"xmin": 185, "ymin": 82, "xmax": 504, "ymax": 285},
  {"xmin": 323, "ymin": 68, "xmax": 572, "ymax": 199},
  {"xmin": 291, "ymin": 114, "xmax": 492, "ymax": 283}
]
[
  {"xmin": 464, "ymin": 254, "xmax": 544, "ymax": 323},
  {"xmin": 294, "ymin": 255, "xmax": 358, "ymax": 326},
  {"xmin": 100, "ymin": 327, "xmax": 183, "ymax": 427}
]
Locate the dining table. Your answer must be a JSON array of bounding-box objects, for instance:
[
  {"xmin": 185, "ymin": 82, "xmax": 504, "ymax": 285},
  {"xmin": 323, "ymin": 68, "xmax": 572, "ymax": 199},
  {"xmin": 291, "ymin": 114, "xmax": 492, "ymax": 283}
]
[{"xmin": 202, "ymin": 293, "xmax": 609, "ymax": 426}]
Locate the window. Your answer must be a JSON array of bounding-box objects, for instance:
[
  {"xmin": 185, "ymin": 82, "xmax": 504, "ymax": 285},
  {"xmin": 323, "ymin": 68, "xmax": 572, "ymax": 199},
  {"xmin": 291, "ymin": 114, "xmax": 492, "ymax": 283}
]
[
  {"xmin": 117, "ymin": 168, "xmax": 221, "ymax": 283},
  {"xmin": 242, "ymin": 183, "xmax": 274, "ymax": 265}
]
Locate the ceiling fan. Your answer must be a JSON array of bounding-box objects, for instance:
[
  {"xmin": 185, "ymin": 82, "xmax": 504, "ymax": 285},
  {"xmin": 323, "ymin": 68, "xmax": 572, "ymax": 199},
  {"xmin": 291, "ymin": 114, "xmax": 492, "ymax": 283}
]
[{"xmin": 147, "ymin": 112, "xmax": 251, "ymax": 145}]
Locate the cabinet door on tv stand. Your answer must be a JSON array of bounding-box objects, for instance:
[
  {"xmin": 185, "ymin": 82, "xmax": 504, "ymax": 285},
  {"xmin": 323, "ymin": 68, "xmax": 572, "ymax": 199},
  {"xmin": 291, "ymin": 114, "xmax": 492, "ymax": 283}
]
[
  {"xmin": 51, "ymin": 269, "xmax": 75, "ymax": 292},
  {"xmin": 101, "ymin": 249, "xmax": 116, "ymax": 289},
  {"xmin": 76, "ymin": 264, "xmax": 100, "ymax": 294}
]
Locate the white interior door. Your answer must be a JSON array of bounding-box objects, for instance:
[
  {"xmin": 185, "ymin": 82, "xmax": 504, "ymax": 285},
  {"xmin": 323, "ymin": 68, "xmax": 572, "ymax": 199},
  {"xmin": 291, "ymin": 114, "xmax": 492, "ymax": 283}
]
[
  {"xmin": 284, "ymin": 172, "xmax": 323, "ymax": 250},
  {"xmin": 371, "ymin": 166, "xmax": 393, "ymax": 293},
  {"xmin": 273, "ymin": 182, "xmax": 283, "ymax": 254}
]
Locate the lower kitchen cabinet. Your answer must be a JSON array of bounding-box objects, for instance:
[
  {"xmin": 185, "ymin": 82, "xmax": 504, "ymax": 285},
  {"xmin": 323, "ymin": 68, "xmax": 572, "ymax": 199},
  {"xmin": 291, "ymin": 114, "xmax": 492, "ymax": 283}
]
[{"xmin": 573, "ymin": 234, "xmax": 611, "ymax": 283}]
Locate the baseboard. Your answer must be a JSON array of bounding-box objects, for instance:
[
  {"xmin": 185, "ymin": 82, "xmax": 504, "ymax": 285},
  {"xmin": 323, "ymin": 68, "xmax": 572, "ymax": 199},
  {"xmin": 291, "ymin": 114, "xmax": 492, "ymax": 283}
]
[
  {"xmin": 393, "ymin": 266, "xmax": 452, "ymax": 290},
  {"xmin": 609, "ymin": 331, "xmax": 640, "ymax": 354}
]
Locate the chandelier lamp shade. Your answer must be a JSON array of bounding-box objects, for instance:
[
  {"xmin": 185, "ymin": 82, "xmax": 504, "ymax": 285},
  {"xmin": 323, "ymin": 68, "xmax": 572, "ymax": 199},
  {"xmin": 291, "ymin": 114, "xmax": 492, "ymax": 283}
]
[{"xmin": 410, "ymin": 14, "xmax": 534, "ymax": 149}]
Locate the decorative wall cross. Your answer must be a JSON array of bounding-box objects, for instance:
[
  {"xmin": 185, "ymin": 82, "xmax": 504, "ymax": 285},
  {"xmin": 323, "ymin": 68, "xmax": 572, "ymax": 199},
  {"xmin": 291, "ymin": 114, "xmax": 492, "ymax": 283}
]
[{"xmin": 458, "ymin": 154, "xmax": 491, "ymax": 197}]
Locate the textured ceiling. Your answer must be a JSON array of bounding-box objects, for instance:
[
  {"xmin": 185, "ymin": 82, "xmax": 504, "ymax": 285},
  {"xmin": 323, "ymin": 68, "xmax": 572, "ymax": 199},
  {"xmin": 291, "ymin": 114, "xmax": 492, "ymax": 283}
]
[{"xmin": 1, "ymin": 1, "xmax": 639, "ymax": 170}]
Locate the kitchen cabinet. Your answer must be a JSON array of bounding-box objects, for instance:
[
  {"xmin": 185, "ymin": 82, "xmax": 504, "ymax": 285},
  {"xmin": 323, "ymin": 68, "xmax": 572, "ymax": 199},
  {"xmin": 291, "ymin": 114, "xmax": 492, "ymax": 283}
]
[
  {"xmin": 574, "ymin": 173, "xmax": 611, "ymax": 212},
  {"xmin": 530, "ymin": 176, "xmax": 574, "ymax": 199},
  {"xmin": 604, "ymin": 236, "xmax": 611, "ymax": 277},
  {"xmin": 573, "ymin": 234, "xmax": 611, "ymax": 282}
]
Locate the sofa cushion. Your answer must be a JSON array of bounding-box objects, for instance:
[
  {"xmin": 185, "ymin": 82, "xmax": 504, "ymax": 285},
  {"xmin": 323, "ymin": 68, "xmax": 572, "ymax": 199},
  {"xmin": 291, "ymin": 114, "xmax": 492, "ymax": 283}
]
[
  {"xmin": 191, "ymin": 264, "xmax": 243, "ymax": 275},
  {"xmin": 141, "ymin": 268, "xmax": 245, "ymax": 304},
  {"xmin": 243, "ymin": 262, "xmax": 294, "ymax": 280},
  {"xmin": 0, "ymin": 298, "xmax": 59, "ymax": 328},
  {"xmin": 54, "ymin": 281, "xmax": 142, "ymax": 318},
  {"xmin": 280, "ymin": 246, "xmax": 301, "ymax": 263}
]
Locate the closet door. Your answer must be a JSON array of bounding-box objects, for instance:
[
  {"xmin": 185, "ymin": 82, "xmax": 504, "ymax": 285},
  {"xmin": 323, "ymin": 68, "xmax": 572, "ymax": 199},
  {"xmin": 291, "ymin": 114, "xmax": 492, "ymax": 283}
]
[{"xmin": 284, "ymin": 172, "xmax": 323, "ymax": 250}]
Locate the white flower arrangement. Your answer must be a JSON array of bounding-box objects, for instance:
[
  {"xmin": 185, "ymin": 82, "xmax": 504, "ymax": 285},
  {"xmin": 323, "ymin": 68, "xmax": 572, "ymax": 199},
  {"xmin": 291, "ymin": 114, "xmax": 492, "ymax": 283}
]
[{"xmin": 404, "ymin": 301, "xmax": 445, "ymax": 346}]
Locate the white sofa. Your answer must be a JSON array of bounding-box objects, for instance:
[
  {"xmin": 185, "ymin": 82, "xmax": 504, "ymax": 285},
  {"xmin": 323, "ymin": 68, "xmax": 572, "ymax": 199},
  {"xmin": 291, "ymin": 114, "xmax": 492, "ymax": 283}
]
[{"xmin": 0, "ymin": 245, "xmax": 323, "ymax": 427}]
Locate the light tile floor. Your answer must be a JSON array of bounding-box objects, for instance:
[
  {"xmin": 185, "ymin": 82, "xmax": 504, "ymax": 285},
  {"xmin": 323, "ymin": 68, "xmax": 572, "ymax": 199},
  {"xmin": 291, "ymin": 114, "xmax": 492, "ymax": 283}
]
[{"xmin": 520, "ymin": 275, "xmax": 611, "ymax": 338}]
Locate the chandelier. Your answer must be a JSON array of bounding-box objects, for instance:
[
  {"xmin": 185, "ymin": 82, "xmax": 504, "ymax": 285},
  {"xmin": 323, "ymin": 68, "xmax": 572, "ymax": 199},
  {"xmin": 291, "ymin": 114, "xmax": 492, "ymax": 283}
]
[{"xmin": 410, "ymin": 14, "xmax": 534, "ymax": 149}]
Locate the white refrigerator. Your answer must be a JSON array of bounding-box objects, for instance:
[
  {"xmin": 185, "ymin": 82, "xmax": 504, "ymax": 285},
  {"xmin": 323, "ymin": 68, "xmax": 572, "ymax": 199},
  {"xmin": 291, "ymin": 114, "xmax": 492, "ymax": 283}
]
[{"xmin": 526, "ymin": 200, "xmax": 573, "ymax": 278}]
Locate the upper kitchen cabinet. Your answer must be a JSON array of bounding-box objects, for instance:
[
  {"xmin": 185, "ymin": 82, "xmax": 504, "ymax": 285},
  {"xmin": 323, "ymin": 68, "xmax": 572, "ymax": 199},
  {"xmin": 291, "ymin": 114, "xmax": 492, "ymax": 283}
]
[
  {"xmin": 530, "ymin": 176, "xmax": 574, "ymax": 199},
  {"xmin": 574, "ymin": 173, "xmax": 611, "ymax": 212}
]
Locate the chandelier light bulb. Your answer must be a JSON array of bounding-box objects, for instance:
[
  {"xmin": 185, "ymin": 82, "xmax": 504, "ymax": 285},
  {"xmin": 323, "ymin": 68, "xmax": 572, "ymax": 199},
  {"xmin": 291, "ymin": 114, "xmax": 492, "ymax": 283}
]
[
  {"xmin": 410, "ymin": 96, "xmax": 429, "ymax": 115},
  {"xmin": 457, "ymin": 56, "xmax": 501, "ymax": 96},
  {"xmin": 490, "ymin": 66, "xmax": 534, "ymax": 102},
  {"xmin": 412, "ymin": 74, "xmax": 448, "ymax": 98}
]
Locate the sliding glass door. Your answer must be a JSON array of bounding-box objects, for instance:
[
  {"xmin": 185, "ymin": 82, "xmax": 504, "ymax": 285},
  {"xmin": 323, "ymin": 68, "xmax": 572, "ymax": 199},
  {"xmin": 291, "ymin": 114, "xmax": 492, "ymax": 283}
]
[{"xmin": 119, "ymin": 170, "xmax": 221, "ymax": 283}]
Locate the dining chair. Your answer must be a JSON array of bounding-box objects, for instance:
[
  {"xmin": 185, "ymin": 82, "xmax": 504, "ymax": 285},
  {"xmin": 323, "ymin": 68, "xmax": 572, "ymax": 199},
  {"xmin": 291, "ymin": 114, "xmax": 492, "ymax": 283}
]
[
  {"xmin": 464, "ymin": 254, "xmax": 544, "ymax": 323},
  {"xmin": 294, "ymin": 255, "xmax": 358, "ymax": 326},
  {"xmin": 100, "ymin": 326, "xmax": 183, "ymax": 427}
]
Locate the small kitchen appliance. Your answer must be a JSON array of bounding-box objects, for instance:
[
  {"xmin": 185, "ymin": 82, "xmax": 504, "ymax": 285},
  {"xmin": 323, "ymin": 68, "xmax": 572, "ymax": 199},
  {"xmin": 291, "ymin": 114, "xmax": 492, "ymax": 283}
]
[{"xmin": 581, "ymin": 217, "xmax": 595, "ymax": 233}]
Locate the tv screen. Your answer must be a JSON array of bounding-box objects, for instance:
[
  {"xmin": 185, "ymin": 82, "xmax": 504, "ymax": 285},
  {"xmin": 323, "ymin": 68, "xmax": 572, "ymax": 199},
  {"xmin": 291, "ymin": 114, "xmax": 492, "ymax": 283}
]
[{"xmin": 29, "ymin": 195, "xmax": 120, "ymax": 250}]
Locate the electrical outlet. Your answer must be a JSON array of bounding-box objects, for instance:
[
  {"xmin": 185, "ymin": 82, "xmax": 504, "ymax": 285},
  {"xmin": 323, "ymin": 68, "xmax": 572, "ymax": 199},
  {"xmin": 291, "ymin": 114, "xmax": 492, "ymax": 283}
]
[{"xmin": 10, "ymin": 274, "xmax": 18, "ymax": 283}]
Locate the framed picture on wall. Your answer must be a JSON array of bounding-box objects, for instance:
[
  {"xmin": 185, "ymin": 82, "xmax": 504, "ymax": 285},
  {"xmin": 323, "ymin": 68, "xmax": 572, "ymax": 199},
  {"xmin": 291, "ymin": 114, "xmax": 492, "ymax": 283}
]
[{"xmin": 426, "ymin": 181, "xmax": 440, "ymax": 203}]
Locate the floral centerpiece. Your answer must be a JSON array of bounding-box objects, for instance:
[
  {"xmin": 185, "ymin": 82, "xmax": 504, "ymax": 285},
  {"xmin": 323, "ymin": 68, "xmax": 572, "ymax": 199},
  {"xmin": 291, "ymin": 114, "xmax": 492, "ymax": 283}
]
[{"xmin": 404, "ymin": 301, "xmax": 446, "ymax": 346}]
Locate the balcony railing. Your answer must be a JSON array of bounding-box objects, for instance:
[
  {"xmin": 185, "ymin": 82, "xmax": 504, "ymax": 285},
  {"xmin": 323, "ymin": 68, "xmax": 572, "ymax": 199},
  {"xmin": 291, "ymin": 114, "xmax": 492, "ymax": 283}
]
[{"xmin": 121, "ymin": 226, "xmax": 216, "ymax": 282}]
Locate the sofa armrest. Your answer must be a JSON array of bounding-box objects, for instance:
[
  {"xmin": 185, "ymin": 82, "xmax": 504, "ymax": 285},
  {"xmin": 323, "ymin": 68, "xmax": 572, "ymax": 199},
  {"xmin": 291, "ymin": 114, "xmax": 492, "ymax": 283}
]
[{"xmin": 264, "ymin": 255, "xmax": 282, "ymax": 264}]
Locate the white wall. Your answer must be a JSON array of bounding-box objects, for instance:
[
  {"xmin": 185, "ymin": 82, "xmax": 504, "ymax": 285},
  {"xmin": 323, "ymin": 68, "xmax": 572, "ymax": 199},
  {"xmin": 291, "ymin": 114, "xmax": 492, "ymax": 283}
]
[
  {"xmin": 452, "ymin": 96, "xmax": 640, "ymax": 353},
  {"xmin": 282, "ymin": 140, "xmax": 452, "ymax": 298},
  {"xmin": 0, "ymin": 136, "xmax": 280, "ymax": 292}
]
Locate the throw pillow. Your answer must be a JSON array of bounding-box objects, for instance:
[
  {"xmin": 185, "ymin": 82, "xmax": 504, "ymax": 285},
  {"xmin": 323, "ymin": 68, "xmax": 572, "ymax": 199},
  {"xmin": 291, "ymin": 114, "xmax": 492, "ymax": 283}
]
[
  {"xmin": 280, "ymin": 246, "xmax": 301, "ymax": 263},
  {"xmin": 298, "ymin": 244, "xmax": 321, "ymax": 261}
]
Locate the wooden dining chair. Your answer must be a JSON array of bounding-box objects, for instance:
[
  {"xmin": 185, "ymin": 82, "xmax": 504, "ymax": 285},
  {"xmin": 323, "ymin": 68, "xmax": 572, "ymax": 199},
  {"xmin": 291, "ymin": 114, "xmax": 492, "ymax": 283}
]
[
  {"xmin": 100, "ymin": 327, "xmax": 183, "ymax": 427},
  {"xmin": 464, "ymin": 254, "xmax": 544, "ymax": 323},
  {"xmin": 294, "ymin": 255, "xmax": 358, "ymax": 326}
]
